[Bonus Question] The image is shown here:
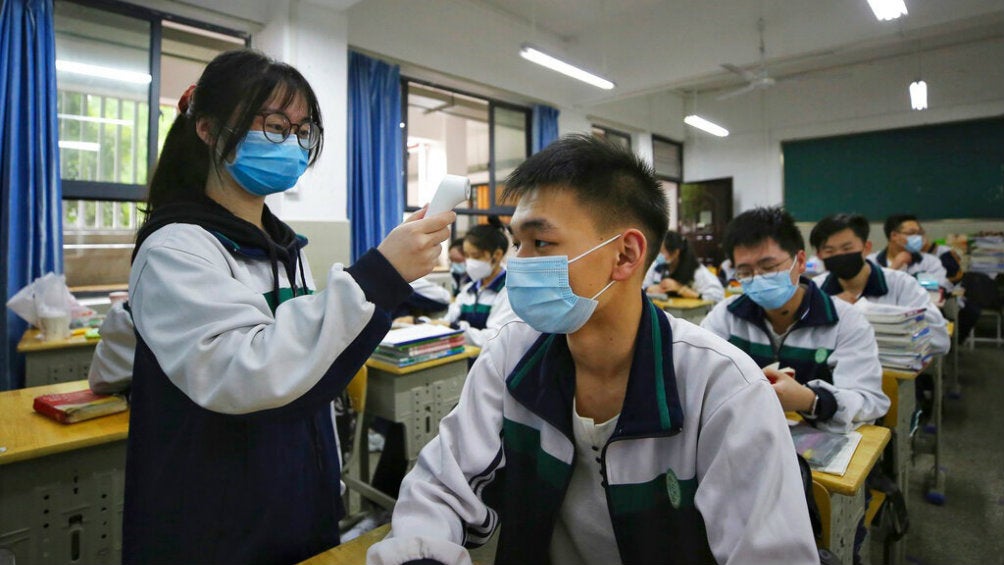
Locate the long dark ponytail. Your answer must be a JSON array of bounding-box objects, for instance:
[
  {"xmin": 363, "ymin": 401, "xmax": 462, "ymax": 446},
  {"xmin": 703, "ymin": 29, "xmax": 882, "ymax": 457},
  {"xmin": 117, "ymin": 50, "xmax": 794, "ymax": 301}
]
[{"xmin": 464, "ymin": 216, "xmax": 510, "ymax": 257}]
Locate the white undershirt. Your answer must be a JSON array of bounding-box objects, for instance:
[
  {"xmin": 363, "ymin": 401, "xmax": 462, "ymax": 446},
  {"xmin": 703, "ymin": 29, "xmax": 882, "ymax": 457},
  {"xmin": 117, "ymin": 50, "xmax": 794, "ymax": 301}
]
[{"xmin": 549, "ymin": 400, "xmax": 623, "ymax": 565}]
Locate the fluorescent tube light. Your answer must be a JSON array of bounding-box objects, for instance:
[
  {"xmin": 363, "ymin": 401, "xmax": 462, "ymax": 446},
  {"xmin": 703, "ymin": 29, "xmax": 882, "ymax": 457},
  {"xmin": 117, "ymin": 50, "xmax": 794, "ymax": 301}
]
[
  {"xmin": 59, "ymin": 141, "xmax": 101, "ymax": 152},
  {"xmin": 866, "ymin": 0, "xmax": 908, "ymax": 21},
  {"xmin": 684, "ymin": 115, "xmax": 729, "ymax": 137},
  {"xmin": 56, "ymin": 60, "xmax": 152, "ymax": 85},
  {"xmin": 519, "ymin": 45, "xmax": 615, "ymax": 90},
  {"xmin": 909, "ymin": 80, "xmax": 927, "ymax": 110}
]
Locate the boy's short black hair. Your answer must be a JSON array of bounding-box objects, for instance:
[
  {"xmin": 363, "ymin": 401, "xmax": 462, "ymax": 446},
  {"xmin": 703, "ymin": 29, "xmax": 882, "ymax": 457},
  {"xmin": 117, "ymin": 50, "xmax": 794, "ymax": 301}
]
[
  {"xmin": 501, "ymin": 134, "xmax": 668, "ymax": 266},
  {"xmin": 883, "ymin": 214, "xmax": 918, "ymax": 238},
  {"xmin": 723, "ymin": 207, "xmax": 804, "ymax": 262},
  {"xmin": 809, "ymin": 213, "xmax": 870, "ymax": 249}
]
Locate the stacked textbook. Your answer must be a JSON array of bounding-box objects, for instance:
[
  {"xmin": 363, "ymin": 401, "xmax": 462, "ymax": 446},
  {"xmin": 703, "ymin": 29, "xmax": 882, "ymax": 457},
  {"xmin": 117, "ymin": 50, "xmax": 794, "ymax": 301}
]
[
  {"xmin": 373, "ymin": 324, "xmax": 465, "ymax": 368},
  {"xmin": 857, "ymin": 300, "xmax": 931, "ymax": 371}
]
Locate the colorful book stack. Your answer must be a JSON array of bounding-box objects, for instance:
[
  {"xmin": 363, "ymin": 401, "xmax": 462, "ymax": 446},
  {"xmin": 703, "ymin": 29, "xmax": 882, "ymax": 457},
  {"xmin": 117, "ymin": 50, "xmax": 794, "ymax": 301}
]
[
  {"xmin": 969, "ymin": 235, "xmax": 1004, "ymax": 277},
  {"xmin": 373, "ymin": 324, "xmax": 466, "ymax": 367},
  {"xmin": 857, "ymin": 300, "xmax": 931, "ymax": 371}
]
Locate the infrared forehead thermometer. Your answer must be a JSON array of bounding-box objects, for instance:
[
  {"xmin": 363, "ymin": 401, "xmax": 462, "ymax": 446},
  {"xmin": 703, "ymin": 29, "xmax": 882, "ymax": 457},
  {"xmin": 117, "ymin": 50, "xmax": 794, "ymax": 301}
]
[{"xmin": 427, "ymin": 175, "xmax": 471, "ymax": 216}]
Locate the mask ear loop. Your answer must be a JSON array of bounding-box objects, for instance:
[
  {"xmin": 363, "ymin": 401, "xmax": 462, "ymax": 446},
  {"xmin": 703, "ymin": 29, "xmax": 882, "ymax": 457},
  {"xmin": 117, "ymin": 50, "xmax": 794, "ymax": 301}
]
[{"xmin": 569, "ymin": 233, "xmax": 623, "ymax": 264}]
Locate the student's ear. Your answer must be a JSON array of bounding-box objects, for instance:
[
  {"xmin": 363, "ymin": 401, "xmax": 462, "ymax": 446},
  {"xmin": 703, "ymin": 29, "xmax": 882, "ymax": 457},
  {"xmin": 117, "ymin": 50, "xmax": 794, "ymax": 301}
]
[
  {"xmin": 794, "ymin": 249, "xmax": 807, "ymax": 276},
  {"xmin": 612, "ymin": 229, "xmax": 646, "ymax": 281},
  {"xmin": 195, "ymin": 116, "xmax": 216, "ymax": 146},
  {"xmin": 863, "ymin": 240, "xmax": 873, "ymax": 256}
]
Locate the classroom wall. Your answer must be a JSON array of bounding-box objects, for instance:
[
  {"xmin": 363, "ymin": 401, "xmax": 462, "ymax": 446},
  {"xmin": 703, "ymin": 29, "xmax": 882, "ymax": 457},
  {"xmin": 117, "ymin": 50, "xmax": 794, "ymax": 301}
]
[{"xmin": 680, "ymin": 36, "xmax": 1004, "ymax": 218}]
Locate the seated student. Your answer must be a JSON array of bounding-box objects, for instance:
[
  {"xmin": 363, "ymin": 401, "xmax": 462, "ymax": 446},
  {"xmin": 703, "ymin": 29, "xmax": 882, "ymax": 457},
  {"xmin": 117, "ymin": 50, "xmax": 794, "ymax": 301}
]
[
  {"xmin": 368, "ymin": 135, "xmax": 818, "ymax": 565},
  {"xmin": 437, "ymin": 217, "xmax": 519, "ymax": 347},
  {"xmin": 447, "ymin": 237, "xmax": 468, "ymax": 294},
  {"xmin": 88, "ymin": 301, "xmax": 136, "ymax": 395},
  {"xmin": 869, "ymin": 214, "xmax": 948, "ymax": 290},
  {"xmin": 809, "ymin": 213, "xmax": 950, "ymax": 355},
  {"xmin": 701, "ymin": 207, "xmax": 889, "ymax": 434},
  {"xmin": 920, "ymin": 226, "xmax": 982, "ymax": 343},
  {"xmin": 642, "ymin": 230, "xmax": 725, "ymax": 303}
]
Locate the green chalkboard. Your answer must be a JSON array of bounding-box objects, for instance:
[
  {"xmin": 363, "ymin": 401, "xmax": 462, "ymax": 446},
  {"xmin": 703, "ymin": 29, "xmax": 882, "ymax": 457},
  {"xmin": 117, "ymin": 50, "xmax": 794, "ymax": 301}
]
[{"xmin": 783, "ymin": 117, "xmax": 1004, "ymax": 221}]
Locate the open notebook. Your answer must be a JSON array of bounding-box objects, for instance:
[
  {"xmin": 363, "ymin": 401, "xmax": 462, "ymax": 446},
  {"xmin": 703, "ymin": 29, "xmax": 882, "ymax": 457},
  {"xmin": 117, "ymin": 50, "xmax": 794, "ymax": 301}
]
[{"xmin": 788, "ymin": 420, "xmax": 863, "ymax": 476}]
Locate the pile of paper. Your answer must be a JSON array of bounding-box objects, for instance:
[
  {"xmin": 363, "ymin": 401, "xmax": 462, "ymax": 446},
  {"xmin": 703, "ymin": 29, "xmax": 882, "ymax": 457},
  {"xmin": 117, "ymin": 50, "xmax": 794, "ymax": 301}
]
[
  {"xmin": 969, "ymin": 235, "xmax": 1004, "ymax": 276},
  {"xmin": 372, "ymin": 324, "xmax": 465, "ymax": 368},
  {"xmin": 856, "ymin": 300, "xmax": 931, "ymax": 371}
]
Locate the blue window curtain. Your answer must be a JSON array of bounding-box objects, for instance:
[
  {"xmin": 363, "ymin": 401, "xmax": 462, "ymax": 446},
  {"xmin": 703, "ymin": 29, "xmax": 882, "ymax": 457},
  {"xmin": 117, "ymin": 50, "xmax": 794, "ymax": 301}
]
[
  {"xmin": 532, "ymin": 104, "xmax": 560, "ymax": 154},
  {"xmin": 1, "ymin": 0, "xmax": 63, "ymax": 391},
  {"xmin": 347, "ymin": 51, "xmax": 402, "ymax": 263}
]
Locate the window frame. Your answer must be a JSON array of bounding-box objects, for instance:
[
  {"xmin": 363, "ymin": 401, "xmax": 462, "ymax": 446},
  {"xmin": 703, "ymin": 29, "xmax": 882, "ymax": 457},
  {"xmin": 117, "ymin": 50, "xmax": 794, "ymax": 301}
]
[
  {"xmin": 591, "ymin": 124, "xmax": 632, "ymax": 150},
  {"xmin": 651, "ymin": 133, "xmax": 684, "ymax": 183},
  {"xmin": 401, "ymin": 78, "xmax": 531, "ymax": 217},
  {"xmin": 56, "ymin": 0, "xmax": 250, "ymax": 202}
]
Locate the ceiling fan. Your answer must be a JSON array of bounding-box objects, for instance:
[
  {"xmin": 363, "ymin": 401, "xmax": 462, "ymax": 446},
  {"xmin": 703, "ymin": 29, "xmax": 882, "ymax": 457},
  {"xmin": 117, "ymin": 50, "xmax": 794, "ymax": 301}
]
[{"xmin": 717, "ymin": 18, "xmax": 779, "ymax": 100}]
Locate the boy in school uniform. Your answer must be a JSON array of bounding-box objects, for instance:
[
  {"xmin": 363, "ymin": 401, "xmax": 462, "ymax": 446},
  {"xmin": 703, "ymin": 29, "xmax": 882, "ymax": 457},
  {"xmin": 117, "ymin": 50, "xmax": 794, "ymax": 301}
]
[
  {"xmin": 368, "ymin": 135, "xmax": 818, "ymax": 565},
  {"xmin": 809, "ymin": 213, "xmax": 950, "ymax": 355},
  {"xmin": 701, "ymin": 207, "xmax": 889, "ymax": 434},
  {"xmin": 869, "ymin": 214, "xmax": 948, "ymax": 290}
]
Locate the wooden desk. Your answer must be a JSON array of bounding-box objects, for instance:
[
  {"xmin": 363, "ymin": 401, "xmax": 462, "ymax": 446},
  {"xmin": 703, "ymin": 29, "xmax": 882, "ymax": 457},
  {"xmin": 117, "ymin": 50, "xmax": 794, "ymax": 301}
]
[
  {"xmin": 17, "ymin": 329, "xmax": 100, "ymax": 388},
  {"xmin": 810, "ymin": 425, "xmax": 891, "ymax": 565},
  {"xmin": 0, "ymin": 380, "xmax": 128, "ymax": 565},
  {"xmin": 650, "ymin": 297, "xmax": 714, "ymax": 324},
  {"xmin": 300, "ymin": 524, "xmax": 389, "ymax": 565}
]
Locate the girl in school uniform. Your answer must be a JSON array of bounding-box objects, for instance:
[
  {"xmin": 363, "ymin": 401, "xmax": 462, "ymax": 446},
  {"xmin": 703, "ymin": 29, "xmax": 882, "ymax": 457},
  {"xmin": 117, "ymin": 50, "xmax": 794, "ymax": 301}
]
[
  {"xmin": 643, "ymin": 230, "xmax": 725, "ymax": 303},
  {"xmin": 121, "ymin": 49, "xmax": 452, "ymax": 564},
  {"xmin": 440, "ymin": 217, "xmax": 519, "ymax": 346}
]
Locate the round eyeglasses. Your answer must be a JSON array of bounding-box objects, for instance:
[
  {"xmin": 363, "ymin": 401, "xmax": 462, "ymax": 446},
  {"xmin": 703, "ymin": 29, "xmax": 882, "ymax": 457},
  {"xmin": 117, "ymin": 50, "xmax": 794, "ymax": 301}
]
[{"xmin": 258, "ymin": 112, "xmax": 322, "ymax": 150}]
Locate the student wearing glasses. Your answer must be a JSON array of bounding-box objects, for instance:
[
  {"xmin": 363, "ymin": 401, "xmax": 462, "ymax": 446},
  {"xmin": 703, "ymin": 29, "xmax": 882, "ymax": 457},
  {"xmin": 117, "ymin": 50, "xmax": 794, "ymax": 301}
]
[
  {"xmin": 701, "ymin": 207, "xmax": 888, "ymax": 434},
  {"xmin": 869, "ymin": 214, "xmax": 948, "ymax": 290},
  {"xmin": 121, "ymin": 49, "xmax": 453, "ymax": 564}
]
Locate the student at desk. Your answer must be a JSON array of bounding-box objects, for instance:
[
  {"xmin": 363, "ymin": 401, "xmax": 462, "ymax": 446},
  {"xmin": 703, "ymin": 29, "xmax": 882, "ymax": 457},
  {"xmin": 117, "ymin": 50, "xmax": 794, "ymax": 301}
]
[
  {"xmin": 369, "ymin": 135, "xmax": 817, "ymax": 565},
  {"xmin": 642, "ymin": 230, "xmax": 724, "ymax": 303},
  {"xmin": 869, "ymin": 214, "xmax": 948, "ymax": 291},
  {"xmin": 809, "ymin": 213, "xmax": 949, "ymax": 355},
  {"xmin": 701, "ymin": 207, "xmax": 889, "ymax": 434}
]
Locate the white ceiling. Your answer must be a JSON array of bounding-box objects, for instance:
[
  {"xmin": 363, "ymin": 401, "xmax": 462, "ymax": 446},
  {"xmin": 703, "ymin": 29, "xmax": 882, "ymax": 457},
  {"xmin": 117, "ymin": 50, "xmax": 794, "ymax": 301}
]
[{"xmin": 465, "ymin": 0, "xmax": 1004, "ymax": 103}]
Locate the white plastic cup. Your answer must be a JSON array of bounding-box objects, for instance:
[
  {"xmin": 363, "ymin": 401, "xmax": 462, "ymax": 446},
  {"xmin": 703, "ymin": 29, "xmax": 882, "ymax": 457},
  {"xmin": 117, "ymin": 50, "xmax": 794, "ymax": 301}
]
[{"xmin": 40, "ymin": 315, "xmax": 71, "ymax": 342}]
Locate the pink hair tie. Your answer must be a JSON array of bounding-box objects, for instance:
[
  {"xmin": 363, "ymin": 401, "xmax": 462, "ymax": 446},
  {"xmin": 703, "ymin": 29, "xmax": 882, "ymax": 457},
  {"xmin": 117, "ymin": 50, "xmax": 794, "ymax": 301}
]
[{"xmin": 177, "ymin": 84, "xmax": 196, "ymax": 115}]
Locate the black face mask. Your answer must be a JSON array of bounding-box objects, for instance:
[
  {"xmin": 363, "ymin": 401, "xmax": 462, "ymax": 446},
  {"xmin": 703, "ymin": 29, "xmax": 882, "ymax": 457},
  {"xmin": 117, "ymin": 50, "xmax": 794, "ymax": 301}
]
[{"xmin": 823, "ymin": 252, "xmax": 865, "ymax": 280}]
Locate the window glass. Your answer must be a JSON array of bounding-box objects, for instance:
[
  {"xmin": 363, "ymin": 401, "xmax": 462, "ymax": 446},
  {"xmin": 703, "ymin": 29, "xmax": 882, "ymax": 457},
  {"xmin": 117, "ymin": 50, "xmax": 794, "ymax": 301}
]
[
  {"xmin": 592, "ymin": 125, "xmax": 631, "ymax": 150},
  {"xmin": 653, "ymin": 136, "xmax": 682, "ymax": 180}
]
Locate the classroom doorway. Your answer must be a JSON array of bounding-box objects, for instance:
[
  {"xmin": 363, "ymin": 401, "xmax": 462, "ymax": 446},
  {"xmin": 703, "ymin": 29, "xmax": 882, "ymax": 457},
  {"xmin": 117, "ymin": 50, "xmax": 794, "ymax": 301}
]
[{"xmin": 678, "ymin": 178, "xmax": 733, "ymax": 268}]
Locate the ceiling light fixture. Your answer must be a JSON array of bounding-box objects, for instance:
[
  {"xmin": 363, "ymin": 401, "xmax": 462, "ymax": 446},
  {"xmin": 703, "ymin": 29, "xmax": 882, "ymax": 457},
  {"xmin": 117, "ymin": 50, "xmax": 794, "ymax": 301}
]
[
  {"xmin": 866, "ymin": 0, "xmax": 908, "ymax": 21},
  {"xmin": 55, "ymin": 60, "xmax": 152, "ymax": 85},
  {"xmin": 909, "ymin": 80, "xmax": 927, "ymax": 110},
  {"xmin": 684, "ymin": 115, "xmax": 729, "ymax": 137},
  {"xmin": 519, "ymin": 45, "xmax": 615, "ymax": 90}
]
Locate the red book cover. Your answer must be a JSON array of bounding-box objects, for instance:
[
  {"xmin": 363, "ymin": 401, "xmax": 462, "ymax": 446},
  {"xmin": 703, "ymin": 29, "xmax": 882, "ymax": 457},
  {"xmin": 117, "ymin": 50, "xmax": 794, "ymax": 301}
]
[{"xmin": 33, "ymin": 389, "xmax": 128, "ymax": 424}]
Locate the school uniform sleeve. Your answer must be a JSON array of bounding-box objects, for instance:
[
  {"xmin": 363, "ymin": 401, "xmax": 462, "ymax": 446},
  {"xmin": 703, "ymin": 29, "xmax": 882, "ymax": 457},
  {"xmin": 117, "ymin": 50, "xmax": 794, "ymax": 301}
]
[
  {"xmin": 809, "ymin": 303, "xmax": 888, "ymax": 433},
  {"xmin": 129, "ymin": 225, "xmax": 411, "ymax": 415},
  {"xmin": 918, "ymin": 253, "xmax": 949, "ymax": 290},
  {"xmin": 367, "ymin": 333, "xmax": 515, "ymax": 565},
  {"xmin": 889, "ymin": 269, "xmax": 950, "ymax": 355},
  {"xmin": 693, "ymin": 264, "xmax": 725, "ymax": 303},
  {"xmin": 87, "ymin": 301, "xmax": 136, "ymax": 394},
  {"xmin": 692, "ymin": 364, "xmax": 819, "ymax": 564},
  {"xmin": 457, "ymin": 288, "xmax": 519, "ymax": 348},
  {"xmin": 698, "ymin": 297, "xmax": 735, "ymax": 339}
]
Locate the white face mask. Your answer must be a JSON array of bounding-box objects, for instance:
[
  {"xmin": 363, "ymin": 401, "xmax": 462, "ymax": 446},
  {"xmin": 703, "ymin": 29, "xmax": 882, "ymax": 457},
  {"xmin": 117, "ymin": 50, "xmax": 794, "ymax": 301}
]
[{"xmin": 465, "ymin": 258, "xmax": 494, "ymax": 281}]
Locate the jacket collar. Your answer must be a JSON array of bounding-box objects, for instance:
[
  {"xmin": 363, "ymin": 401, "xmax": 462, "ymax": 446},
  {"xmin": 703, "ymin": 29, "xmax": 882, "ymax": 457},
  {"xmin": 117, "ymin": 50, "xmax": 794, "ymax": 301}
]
[
  {"xmin": 819, "ymin": 259, "xmax": 888, "ymax": 298},
  {"xmin": 506, "ymin": 292, "xmax": 684, "ymax": 442},
  {"xmin": 727, "ymin": 277, "xmax": 839, "ymax": 330},
  {"xmin": 467, "ymin": 269, "xmax": 506, "ymax": 295},
  {"xmin": 876, "ymin": 248, "xmax": 922, "ymax": 267}
]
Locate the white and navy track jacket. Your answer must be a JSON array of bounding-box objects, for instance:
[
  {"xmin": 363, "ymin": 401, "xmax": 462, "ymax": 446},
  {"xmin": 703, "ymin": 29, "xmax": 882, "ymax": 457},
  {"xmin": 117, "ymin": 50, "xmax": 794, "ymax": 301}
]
[
  {"xmin": 124, "ymin": 222, "xmax": 411, "ymax": 564},
  {"xmin": 444, "ymin": 270, "xmax": 519, "ymax": 347},
  {"xmin": 701, "ymin": 278, "xmax": 888, "ymax": 433},
  {"xmin": 369, "ymin": 297, "xmax": 819, "ymax": 565},
  {"xmin": 870, "ymin": 249, "xmax": 949, "ymax": 290},
  {"xmin": 814, "ymin": 261, "xmax": 950, "ymax": 355}
]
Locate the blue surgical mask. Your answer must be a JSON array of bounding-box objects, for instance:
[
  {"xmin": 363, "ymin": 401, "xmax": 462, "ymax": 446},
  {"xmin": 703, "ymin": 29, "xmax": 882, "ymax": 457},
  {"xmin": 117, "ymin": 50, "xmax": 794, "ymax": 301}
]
[
  {"xmin": 450, "ymin": 262, "xmax": 466, "ymax": 276},
  {"xmin": 905, "ymin": 234, "xmax": 924, "ymax": 254},
  {"xmin": 225, "ymin": 131, "xmax": 308, "ymax": 196},
  {"xmin": 506, "ymin": 234, "xmax": 621, "ymax": 334},
  {"xmin": 740, "ymin": 259, "xmax": 798, "ymax": 310},
  {"xmin": 654, "ymin": 254, "xmax": 666, "ymax": 266}
]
